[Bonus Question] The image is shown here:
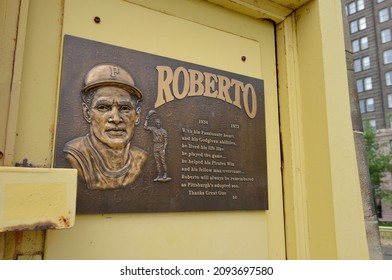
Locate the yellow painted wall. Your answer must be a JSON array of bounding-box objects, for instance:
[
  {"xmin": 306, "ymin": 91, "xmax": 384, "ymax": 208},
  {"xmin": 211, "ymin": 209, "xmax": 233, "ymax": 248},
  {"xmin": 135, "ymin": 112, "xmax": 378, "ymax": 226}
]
[{"xmin": 34, "ymin": 0, "xmax": 285, "ymax": 259}]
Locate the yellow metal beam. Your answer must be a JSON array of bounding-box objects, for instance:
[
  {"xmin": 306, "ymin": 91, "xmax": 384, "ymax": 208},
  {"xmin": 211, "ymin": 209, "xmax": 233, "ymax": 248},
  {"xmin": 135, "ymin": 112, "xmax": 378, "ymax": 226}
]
[
  {"xmin": 276, "ymin": 14, "xmax": 310, "ymax": 259},
  {"xmin": 317, "ymin": 0, "xmax": 368, "ymax": 259},
  {"xmin": 206, "ymin": 0, "xmax": 291, "ymax": 22},
  {"xmin": 0, "ymin": 0, "xmax": 21, "ymax": 166},
  {"xmin": 2, "ymin": 0, "xmax": 29, "ymax": 167},
  {"xmin": 278, "ymin": 0, "xmax": 369, "ymax": 259},
  {"xmin": 205, "ymin": 0, "xmax": 312, "ymax": 22}
]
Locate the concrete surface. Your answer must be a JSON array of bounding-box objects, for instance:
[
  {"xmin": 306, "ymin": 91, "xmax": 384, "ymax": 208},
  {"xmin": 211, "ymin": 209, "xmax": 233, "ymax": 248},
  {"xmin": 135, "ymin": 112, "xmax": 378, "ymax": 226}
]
[{"xmin": 382, "ymin": 245, "xmax": 392, "ymax": 260}]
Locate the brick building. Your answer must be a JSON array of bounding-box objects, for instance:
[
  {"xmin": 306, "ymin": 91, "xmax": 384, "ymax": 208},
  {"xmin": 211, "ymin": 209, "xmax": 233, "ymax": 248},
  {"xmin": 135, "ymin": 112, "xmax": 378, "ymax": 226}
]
[{"xmin": 344, "ymin": 0, "xmax": 392, "ymax": 221}]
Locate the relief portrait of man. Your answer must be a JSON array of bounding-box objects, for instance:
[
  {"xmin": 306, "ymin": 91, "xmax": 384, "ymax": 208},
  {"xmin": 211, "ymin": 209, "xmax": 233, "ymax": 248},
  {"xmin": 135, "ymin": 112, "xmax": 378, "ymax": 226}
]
[{"xmin": 63, "ymin": 63, "xmax": 147, "ymax": 190}]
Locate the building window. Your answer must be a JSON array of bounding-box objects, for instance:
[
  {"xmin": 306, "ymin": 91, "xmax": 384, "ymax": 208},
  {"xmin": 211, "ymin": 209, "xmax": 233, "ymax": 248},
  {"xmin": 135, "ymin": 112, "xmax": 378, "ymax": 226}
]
[
  {"xmin": 359, "ymin": 99, "xmax": 365, "ymax": 113},
  {"xmin": 388, "ymin": 93, "xmax": 392, "ymax": 107},
  {"xmin": 386, "ymin": 71, "xmax": 392, "ymax": 86},
  {"xmin": 362, "ymin": 37, "xmax": 368, "ymax": 50},
  {"xmin": 363, "ymin": 56, "xmax": 370, "ymax": 70},
  {"xmin": 348, "ymin": 2, "xmax": 357, "ymax": 15},
  {"xmin": 354, "ymin": 56, "xmax": 370, "ymax": 72},
  {"xmin": 363, "ymin": 119, "xmax": 377, "ymax": 130},
  {"xmin": 381, "ymin": 29, "xmax": 391, "ymax": 43},
  {"xmin": 357, "ymin": 0, "xmax": 365, "ymax": 11},
  {"xmin": 379, "ymin": 8, "xmax": 390, "ymax": 23},
  {"xmin": 389, "ymin": 116, "xmax": 392, "ymax": 131},
  {"xmin": 384, "ymin": 49, "xmax": 392, "ymax": 64},
  {"xmin": 347, "ymin": 0, "xmax": 365, "ymax": 15},
  {"xmin": 354, "ymin": 59, "xmax": 361, "ymax": 72},
  {"xmin": 369, "ymin": 120, "xmax": 377, "ymax": 130},
  {"xmin": 349, "ymin": 2, "xmax": 356, "ymax": 14},
  {"xmin": 359, "ymin": 17, "xmax": 367, "ymax": 30},
  {"xmin": 350, "ymin": 17, "xmax": 367, "ymax": 33},
  {"xmin": 359, "ymin": 98, "xmax": 374, "ymax": 113},
  {"xmin": 357, "ymin": 77, "xmax": 373, "ymax": 92},
  {"xmin": 377, "ymin": 0, "xmax": 385, "ymax": 3},
  {"xmin": 365, "ymin": 77, "xmax": 373, "ymax": 90},
  {"xmin": 350, "ymin": 21, "xmax": 358, "ymax": 33},
  {"xmin": 366, "ymin": 98, "xmax": 375, "ymax": 112},
  {"xmin": 352, "ymin": 37, "xmax": 368, "ymax": 52},
  {"xmin": 357, "ymin": 79, "xmax": 364, "ymax": 92},
  {"xmin": 352, "ymin": 40, "xmax": 360, "ymax": 52}
]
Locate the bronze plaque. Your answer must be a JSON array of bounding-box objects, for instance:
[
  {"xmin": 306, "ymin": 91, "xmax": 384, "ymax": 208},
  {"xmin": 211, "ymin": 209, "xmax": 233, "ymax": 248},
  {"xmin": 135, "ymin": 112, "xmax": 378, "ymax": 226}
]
[{"xmin": 54, "ymin": 35, "xmax": 267, "ymax": 213}]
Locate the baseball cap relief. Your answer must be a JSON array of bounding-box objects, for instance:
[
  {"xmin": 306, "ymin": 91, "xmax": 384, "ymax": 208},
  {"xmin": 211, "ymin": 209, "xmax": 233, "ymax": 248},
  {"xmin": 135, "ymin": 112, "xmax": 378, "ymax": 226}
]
[{"xmin": 82, "ymin": 63, "xmax": 143, "ymax": 100}]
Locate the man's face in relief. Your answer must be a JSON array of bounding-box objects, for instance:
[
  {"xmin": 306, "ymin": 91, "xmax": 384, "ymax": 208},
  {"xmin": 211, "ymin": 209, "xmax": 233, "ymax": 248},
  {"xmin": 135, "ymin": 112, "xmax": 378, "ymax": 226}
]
[
  {"xmin": 84, "ymin": 87, "xmax": 140, "ymax": 149},
  {"xmin": 155, "ymin": 119, "xmax": 161, "ymax": 129}
]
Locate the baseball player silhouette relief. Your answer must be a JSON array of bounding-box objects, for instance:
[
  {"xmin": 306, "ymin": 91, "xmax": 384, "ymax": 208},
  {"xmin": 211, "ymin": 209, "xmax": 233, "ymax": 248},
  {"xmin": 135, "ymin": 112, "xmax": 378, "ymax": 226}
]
[{"xmin": 144, "ymin": 110, "xmax": 172, "ymax": 183}]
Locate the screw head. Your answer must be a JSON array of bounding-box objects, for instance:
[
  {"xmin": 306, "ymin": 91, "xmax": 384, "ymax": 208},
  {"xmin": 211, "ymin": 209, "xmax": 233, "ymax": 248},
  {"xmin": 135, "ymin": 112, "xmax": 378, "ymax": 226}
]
[{"xmin": 94, "ymin": 16, "xmax": 101, "ymax": 24}]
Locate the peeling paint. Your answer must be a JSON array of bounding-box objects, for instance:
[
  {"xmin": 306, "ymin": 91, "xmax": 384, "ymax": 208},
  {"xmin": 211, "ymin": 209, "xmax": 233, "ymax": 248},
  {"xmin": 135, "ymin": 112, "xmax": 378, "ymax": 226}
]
[
  {"xmin": 1, "ymin": 222, "xmax": 57, "ymax": 232},
  {"xmin": 14, "ymin": 158, "xmax": 45, "ymax": 168},
  {"xmin": 58, "ymin": 216, "xmax": 71, "ymax": 228},
  {"xmin": 14, "ymin": 158, "xmax": 34, "ymax": 167},
  {"xmin": 0, "ymin": 217, "xmax": 74, "ymax": 232}
]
